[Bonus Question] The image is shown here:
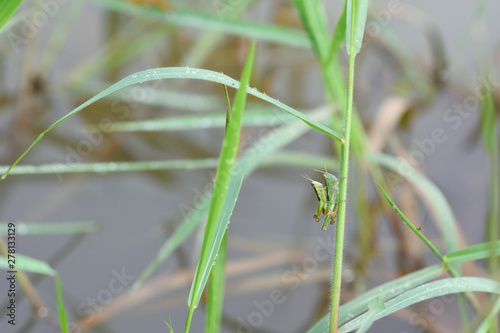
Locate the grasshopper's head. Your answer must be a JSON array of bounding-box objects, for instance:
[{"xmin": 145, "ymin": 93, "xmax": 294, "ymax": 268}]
[
  {"xmin": 310, "ymin": 180, "xmax": 324, "ymax": 192},
  {"xmin": 322, "ymin": 172, "xmax": 339, "ymax": 187},
  {"xmin": 302, "ymin": 174, "xmax": 323, "ymax": 188}
]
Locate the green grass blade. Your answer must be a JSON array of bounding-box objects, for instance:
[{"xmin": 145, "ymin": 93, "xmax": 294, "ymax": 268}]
[
  {"xmin": 366, "ymin": 153, "xmax": 460, "ymax": 254},
  {"xmin": 164, "ymin": 317, "xmax": 174, "ymax": 332},
  {"xmin": 0, "ymin": 0, "xmax": 23, "ymax": 30},
  {"xmin": 94, "ymin": 0, "xmax": 310, "ymax": 48},
  {"xmin": 0, "ymin": 159, "xmax": 220, "ymax": 176},
  {"xmin": 479, "ymin": 85, "xmax": 500, "ymax": 272},
  {"xmin": 339, "ymin": 277, "xmax": 500, "ymax": 332},
  {"xmin": 355, "ymin": 298, "xmax": 385, "ymax": 333},
  {"xmin": 190, "ymin": 170, "xmax": 244, "ymax": 309},
  {"xmin": 187, "ymin": 43, "xmax": 254, "ymax": 309},
  {"xmin": 346, "ymin": 0, "xmax": 368, "ymax": 55},
  {"xmin": 445, "ymin": 240, "xmax": 500, "ymax": 263},
  {"xmin": 2, "ymin": 68, "xmax": 341, "ymax": 180},
  {"xmin": 293, "ymin": 0, "xmax": 330, "ymax": 61},
  {"xmin": 80, "ymin": 83, "xmax": 225, "ymax": 112},
  {"xmin": 293, "ymin": 0, "xmax": 346, "ymax": 103},
  {"xmin": 476, "ymin": 297, "xmax": 500, "ymax": 333},
  {"xmin": 0, "ymin": 151, "xmax": 332, "ymax": 177},
  {"xmin": 103, "ymin": 110, "xmax": 294, "ymax": 132},
  {"xmin": 327, "ymin": 1, "xmax": 347, "ymax": 61},
  {"xmin": 375, "ymin": 183, "xmax": 482, "ymax": 314},
  {"xmin": 0, "ymin": 254, "xmax": 69, "ymax": 332},
  {"xmin": 0, "ymin": 253, "xmax": 55, "ymax": 275},
  {"xmin": 184, "ymin": 43, "xmax": 255, "ymax": 331},
  {"xmin": 54, "ymin": 276, "xmax": 69, "ymax": 333},
  {"xmin": 376, "ymin": 183, "xmax": 447, "ymax": 264},
  {"xmin": 206, "ymin": 231, "xmax": 227, "ymax": 333},
  {"xmin": 0, "ymin": 222, "xmax": 98, "ymax": 235},
  {"xmin": 307, "ymin": 265, "xmax": 445, "ymax": 332},
  {"xmin": 0, "ymin": 9, "xmax": 28, "ymax": 35},
  {"xmin": 130, "ymin": 106, "xmax": 333, "ymax": 291}
]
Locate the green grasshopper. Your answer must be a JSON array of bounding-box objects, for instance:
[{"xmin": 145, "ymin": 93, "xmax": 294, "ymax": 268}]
[
  {"xmin": 302, "ymin": 174, "xmax": 328, "ymax": 222},
  {"xmin": 303, "ymin": 171, "xmax": 344, "ymax": 231}
]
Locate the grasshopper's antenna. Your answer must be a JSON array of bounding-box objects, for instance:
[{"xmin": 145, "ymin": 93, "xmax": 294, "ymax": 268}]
[
  {"xmin": 301, "ymin": 173, "xmax": 314, "ymax": 182},
  {"xmin": 324, "ymin": 160, "xmax": 328, "ymax": 173}
]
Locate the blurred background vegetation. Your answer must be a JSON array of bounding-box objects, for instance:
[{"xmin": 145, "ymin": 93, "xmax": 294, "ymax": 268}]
[{"xmin": 0, "ymin": 0, "xmax": 499, "ymax": 332}]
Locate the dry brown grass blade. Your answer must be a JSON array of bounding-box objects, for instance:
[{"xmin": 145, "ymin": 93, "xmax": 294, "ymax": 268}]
[{"xmin": 368, "ymin": 96, "xmax": 410, "ymax": 152}]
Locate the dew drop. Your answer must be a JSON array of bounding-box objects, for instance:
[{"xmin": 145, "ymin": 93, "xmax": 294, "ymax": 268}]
[{"xmin": 108, "ymin": 162, "xmax": 118, "ymax": 171}]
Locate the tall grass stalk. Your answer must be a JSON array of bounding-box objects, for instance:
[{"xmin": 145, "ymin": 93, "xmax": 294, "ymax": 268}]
[
  {"xmin": 330, "ymin": 0, "xmax": 366, "ymax": 331},
  {"xmin": 328, "ymin": 42, "xmax": 354, "ymax": 333}
]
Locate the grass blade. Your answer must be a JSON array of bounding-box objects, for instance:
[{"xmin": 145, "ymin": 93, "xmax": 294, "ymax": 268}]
[
  {"xmin": 366, "ymin": 153, "xmax": 461, "ymax": 254},
  {"xmin": 0, "ymin": 253, "xmax": 68, "ymax": 333},
  {"xmin": 292, "ymin": 0, "xmax": 330, "ymax": 61},
  {"xmin": 80, "ymin": 84, "xmax": 225, "ymax": 112},
  {"xmin": 2, "ymin": 68, "xmax": 341, "ymax": 179},
  {"xmin": 327, "ymin": 1, "xmax": 347, "ymax": 61},
  {"xmin": 0, "ymin": 222, "xmax": 98, "ymax": 235},
  {"xmin": 0, "ymin": 253, "xmax": 55, "ymax": 275},
  {"xmin": 94, "ymin": 0, "xmax": 310, "ymax": 48},
  {"xmin": 346, "ymin": 0, "xmax": 368, "ymax": 55},
  {"xmin": 0, "ymin": 159, "xmax": 220, "ymax": 176},
  {"xmin": 103, "ymin": 110, "xmax": 294, "ymax": 132},
  {"xmin": 339, "ymin": 277, "xmax": 500, "ymax": 332},
  {"xmin": 307, "ymin": 265, "xmax": 445, "ymax": 332},
  {"xmin": 479, "ymin": 84, "xmax": 500, "ymax": 272},
  {"xmin": 54, "ymin": 276, "xmax": 68, "ymax": 333},
  {"xmin": 355, "ymin": 298, "xmax": 385, "ymax": 333},
  {"xmin": 376, "ymin": 183, "xmax": 447, "ymax": 265},
  {"xmin": 0, "ymin": 0, "xmax": 23, "ymax": 30},
  {"xmin": 185, "ymin": 43, "xmax": 255, "ymax": 332},
  {"xmin": 476, "ymin": 297, "xmax": 500, "ymax": 333},
  {"xmin": 445, "ymin": 240, "xmax": 500, "ymax": 263},
  {"xmin": 206, "ymin": 231, "xmax": 227, "ymax": 333},
  {"xmin": 0, "ymin": 151, "xmax": 332, "ymax": 177},
  {"xmin": 377, "ymin": 183, "xmax": 480, "ymax": 315}
]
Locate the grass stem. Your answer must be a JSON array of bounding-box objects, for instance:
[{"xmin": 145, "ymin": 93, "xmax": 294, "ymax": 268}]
[{"xmin": 329, "ymin": 14, "xmax": 357, "ymax": 333}]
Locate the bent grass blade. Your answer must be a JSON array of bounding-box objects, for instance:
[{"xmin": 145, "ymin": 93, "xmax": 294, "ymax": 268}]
[{"xmin": 2, "ymin": 68, "xmax": 342, "ymax": 180}]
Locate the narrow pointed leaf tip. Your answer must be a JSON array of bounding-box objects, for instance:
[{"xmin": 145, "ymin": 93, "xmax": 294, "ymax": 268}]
[{"xmin": 346, "ymin": 0, "xmax": 368, "ymax": 55}]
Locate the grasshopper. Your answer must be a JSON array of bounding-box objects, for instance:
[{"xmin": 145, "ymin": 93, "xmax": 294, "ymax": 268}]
[
  {"xmin": 302, "ymin": 174, "xmax": 328, "ymax": 222},
  {"xmin": 303, "ymin": 170, "xmax": 344, "ymax": 231}
]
